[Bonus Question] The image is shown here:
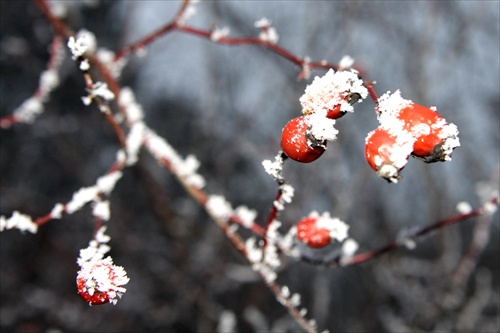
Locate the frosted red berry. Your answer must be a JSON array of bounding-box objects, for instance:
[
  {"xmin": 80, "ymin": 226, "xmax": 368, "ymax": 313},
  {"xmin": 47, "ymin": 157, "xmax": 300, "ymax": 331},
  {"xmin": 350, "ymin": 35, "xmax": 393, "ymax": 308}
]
[
  {"xmin": 281, "ymin": 116, "xmax": 326, "ymax": 163},
  {"xmin": 296, "ymin": 216, "xmax": 331, "ymax": 248},
  {"xmin": 396, "ymin": 104, "xmax": 459, "ymax": 162},
  {"xmin": 364, "ymin": 127, "xmax": 413, "ymax": 183},
  {"xmin": 77, "ymin": 275, "xmax": 109, "ymax": 305},
  {"xmin": 76, "ymin": 257, "xmax": 129, "ymax": 306}
]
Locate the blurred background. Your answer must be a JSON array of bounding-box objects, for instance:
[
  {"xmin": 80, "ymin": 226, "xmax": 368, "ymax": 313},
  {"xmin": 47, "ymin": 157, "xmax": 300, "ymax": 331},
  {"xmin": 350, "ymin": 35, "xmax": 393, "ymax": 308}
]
[{"xmin": 1, "ymin": 1, "xmax": 498, "ymax": 332}]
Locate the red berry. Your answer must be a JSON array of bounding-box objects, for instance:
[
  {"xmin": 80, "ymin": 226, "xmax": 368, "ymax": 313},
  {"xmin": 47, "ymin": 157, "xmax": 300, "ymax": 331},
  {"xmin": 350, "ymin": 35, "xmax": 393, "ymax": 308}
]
[
  {"xmin": 281, "ymin": 116, "xmax": 326, "ymax": 163},
  {"xmin": 397, "ymin": 104, "xmax": 460, "ymax": 162},
  {"xmin": 76, "ymin": 257, "xmax": 129, "ymax": 306},
  {"xmin": 296, "ymin": 217, "xmax": 331, "ymax": 248},
  {"xmin": 365, "ymin": 127, "xmax": 413, "ymax": 183},
  {"xmin": 326, "ymin": 104, "xmax": 344, "ymax": 119},
  {"xmin": 77, "ymin": 275, "xmax": 109, "ymax": 305}
]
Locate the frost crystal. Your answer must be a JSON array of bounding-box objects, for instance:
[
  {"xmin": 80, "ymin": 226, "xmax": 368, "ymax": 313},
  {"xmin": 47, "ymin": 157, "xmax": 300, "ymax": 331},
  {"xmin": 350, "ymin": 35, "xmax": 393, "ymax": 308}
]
[
  {"xmin": 125, "ymin": 122, "xmax": 145, "ymax": 166},
  {"xmin": 97, "ymin": 171, "xmax": 123, "ymax": 195},
  {"xmin": 13, "ymin": 97, "xmax": 43, "ymax": 124},
  {"xmin": 234, "ymin": 205, "xmax": 257, "ymax": 229},
  {"xmin": 340, "ymin": 238, "xmax": 359, "ymax": 265},
  {"xmin": 50, "ymin": 203, "xmax": 65, "ymax": 219},
  {"xmin": 95, "ymin": 226, "xmax": 111, "ymax": 244},
  {"xmin": 338, "ymin": 55, "xmax": 355, "ymax": 70},
  {"xmin": 254, "ymin": 17, "xmax": 272, "ymax": 28},
  {"xmin": 310, "ymin": 211, "xmax": 349, "ymax": 242},
  {"xmin": 66, "ymin": 186, "xmax": 100, "ymax": 214},
  {"xmin": 177, "ymin": 0, "xmax": 198, "ymax": 25},
  {"xmin": 77, "ymin": 226, "xmax": 111, "ymax": 266},
  {"xmin": 0, "ymin": 211, "xmax": 38, "ymax": 234},
  {"xmin": 306, "ymin": 113, "xmax": 338, "ymax": 142},
  {"xmin": 262, "ymin": 153, "xmax": 285, "ymax": 181},
  {"xmin": 119, "ymin": 87, "xmax": 145, "ymax": 123},
  {"xmin": 93, "ymin": 200, "xmax": 111, "ymax": 221},
  {"xmin": 206, "ymin": 195, "xmax": 233, "ymax": 222},
  {"xmin": 456, "ymin": 201, "xmax": 472, "ymax": 214},
  {"xmin": 210, "ymin": 26, "xmax": 230, "ymax": 41},
  {"xmin": 144, "ymin": 128, "xmax": 206, "ymax": 188},
  {"xmin": 245, "ymin": 237, "xmax": 263, "ymax": 263},
  {"xmin": 274, "ymin": 183, "xmax": 294, "ymax": 210},
  {"xmin": 89, "ymin": 82, "xmax": 115, "ymax": 102},
  {"xmin": 67, "ymin": 30, "xmax": 96, "ymax": 60},
  {"xmin": 482, "ymin": 200, "xmax": 498, "ymax": 215},
  {"xmin": 39, "ymin": 69, "xmax": 60, "ymax": 98},
  {"xmin": 377, "ymin": 90, "xmax": 413, "ymax": 118},
  {"xmin": 300, "ymin": 69, "xmax": 368, "ymax": 116},
  {"xmin": 96, "ymin": 48, "xmax": 128, "ymax": 79},
  {"xmin": 254, "ymin": 17, "xmax": 279, "ymax": 44}
]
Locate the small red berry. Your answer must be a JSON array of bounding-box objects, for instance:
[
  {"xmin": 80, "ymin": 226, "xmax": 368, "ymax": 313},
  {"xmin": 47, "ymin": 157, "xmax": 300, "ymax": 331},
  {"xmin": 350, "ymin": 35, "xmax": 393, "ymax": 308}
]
[
  {"xmin": 365, "ymin": 127, "xmax": 413, "ymax": 183},
  {"xmin": 281, "ymin": 116, "xmax": 326, "ymax": 163},
  {"xmin": 76, "ymin": 257, "xmax": 129, "ymax": 306},
  {"xmin": 296, "ymin": 217, "xmax": 332, "ymax": 248},
  {"xmin": 77, "ymin": 276, "xmax": 109, "ymax": 305},
  {"xmin": 296, "ymin": 212, "xmax": 349, "ymax": 248},
  {"xmin": 397, "ymin": 104, "xmax": 460, "ymax": 162}
]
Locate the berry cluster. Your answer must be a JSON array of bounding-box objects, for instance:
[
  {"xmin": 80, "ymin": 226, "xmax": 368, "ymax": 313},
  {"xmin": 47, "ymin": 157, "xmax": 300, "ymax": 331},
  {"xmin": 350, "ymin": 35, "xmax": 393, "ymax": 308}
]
[
  {"xmin": 276, "ymin": 74, "xmax": 460, "ymax": 249},
  {"xmin": 281, "ymin": 69, "xmax": 368, "ymax": 162},
  {"xmin": 365, "ymin": 90, "xmax": 460, "ymax": 182}
]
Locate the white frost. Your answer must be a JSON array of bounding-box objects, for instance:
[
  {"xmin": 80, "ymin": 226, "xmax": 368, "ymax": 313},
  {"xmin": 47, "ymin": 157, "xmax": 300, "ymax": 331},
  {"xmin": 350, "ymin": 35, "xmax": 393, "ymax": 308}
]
[
  {"xmin": 206, "ymin": 195, "xmax": 233, "ymax": 222},
  {"xmin": 0, "ymin": 211, "xmax": 38, "ymax": 234},
  {"xmin": 300, "ymin": 69, "xmax": 368, "ymax": 116}
]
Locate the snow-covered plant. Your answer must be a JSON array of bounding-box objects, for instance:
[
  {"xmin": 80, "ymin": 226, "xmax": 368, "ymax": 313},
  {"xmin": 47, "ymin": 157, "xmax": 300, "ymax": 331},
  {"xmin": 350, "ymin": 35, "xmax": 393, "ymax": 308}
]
[{"xmin": 1, "ymin": 1, "xmax": 498, "ymax": 332}]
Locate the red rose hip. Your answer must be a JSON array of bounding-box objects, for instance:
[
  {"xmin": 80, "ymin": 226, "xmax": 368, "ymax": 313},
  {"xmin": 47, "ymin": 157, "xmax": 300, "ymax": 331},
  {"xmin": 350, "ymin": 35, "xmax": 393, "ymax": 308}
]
[{"xmin": 281, "ymin": 116, "xmax": 326, "ymax": 163}]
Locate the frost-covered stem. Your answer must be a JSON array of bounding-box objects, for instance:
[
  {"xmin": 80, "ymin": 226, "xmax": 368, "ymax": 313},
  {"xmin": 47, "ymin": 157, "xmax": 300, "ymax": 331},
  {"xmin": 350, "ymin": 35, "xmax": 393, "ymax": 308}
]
[
  {"xmin": 265, "ymin": 189, "xmax": 284, "ymax": 231},
  {"xmin": 301, "ymin": 196, "xmax": 499, "ymax": 267},
  {"xmin": 267, "ymin": 282, "xmax": 318, "ymax": 333},
  {"xmin": 32, "ymin": 0, "xmax": 127, "ymax": 152},
  {"xmin": 114, "ymin": 22, "xmax": 176, "ymax": 60},
  {"xmin": 80, "ymin": 66, "xmax": 127, "ymax": 153},
  {"xmin": 344, "ymin": 196, "xmax": 499, "ymax": 266},
  {"xmin": 261, "ymin": 187, "xmax": 287, "ymax": 252},
  {"xmin": 0, "ymin": 36, "xmax": 64, "ymax": 128},
  {"xmin": 114, "ymin": 17, "xmax": 338, "ymax": 73},
  {"xmin": 113, "ymin": 0, "xmax": 192, "ymax": 60}
]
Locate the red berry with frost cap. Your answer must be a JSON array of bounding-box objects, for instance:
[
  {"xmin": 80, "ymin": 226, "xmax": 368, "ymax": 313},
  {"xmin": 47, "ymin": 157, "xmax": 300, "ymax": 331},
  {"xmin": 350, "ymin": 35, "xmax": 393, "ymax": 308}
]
[
  {"xmin": 296, "ymin": 216, "xmax": 331, "ymax": 248},
  {"xmin": 296, "ymin": 212, "xmax": 349, "ymax": 248},
  {"xmin": 397, "ymin": 104, "xmax": 460, "ymax": 162},
  {"xmin": 281, "ymin": 116, "xmax": 326, "ymax": 163},
  {"xmin": 77, "ymin": 275, "xmax": 109, "ymax": 305},
  {"xmin": 76, "ymin": 257, "xmax": 129, "ymax": 306},
  {"xmin": 365, "ymin": 127, "xmax": 413, "ymax": 183}
]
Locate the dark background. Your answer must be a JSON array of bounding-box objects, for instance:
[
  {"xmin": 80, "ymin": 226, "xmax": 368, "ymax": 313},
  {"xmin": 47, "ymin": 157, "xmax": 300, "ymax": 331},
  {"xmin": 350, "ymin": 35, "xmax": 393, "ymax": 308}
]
[{"xmin": 1, "ymin": 1, "xmax": 499, "ymax": 332}]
